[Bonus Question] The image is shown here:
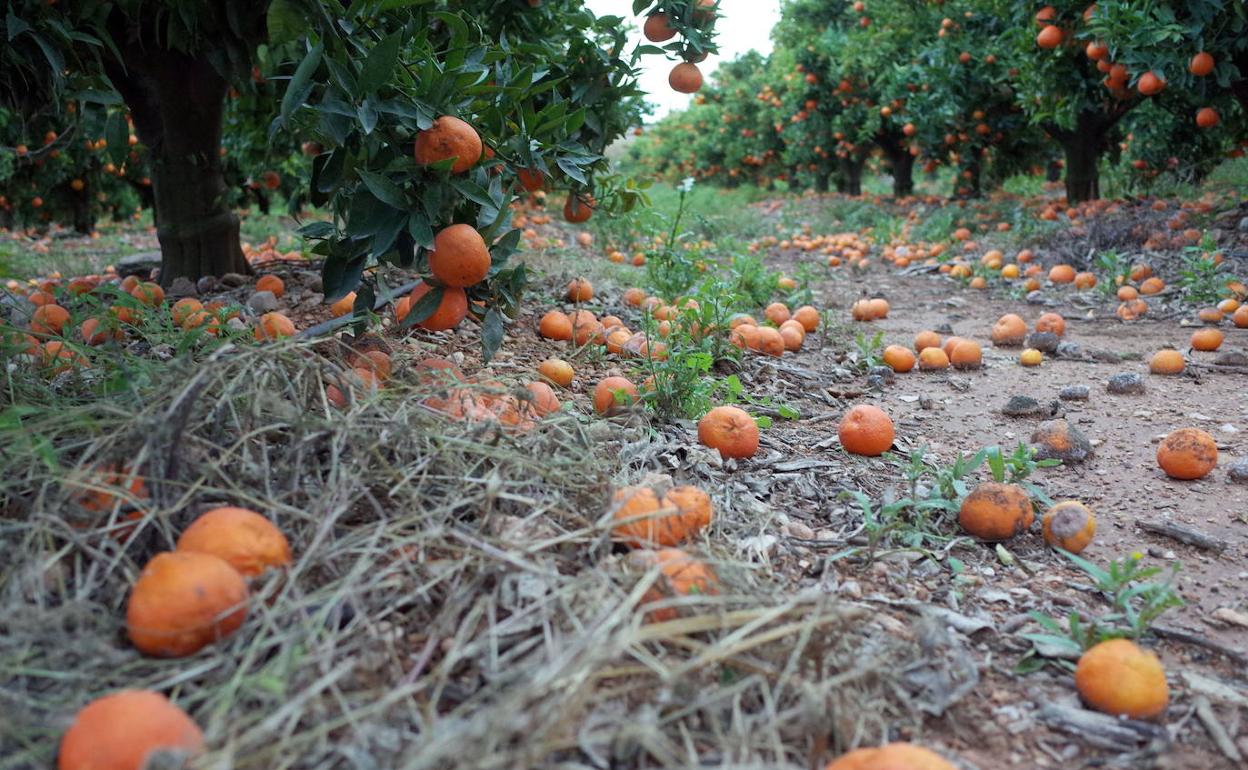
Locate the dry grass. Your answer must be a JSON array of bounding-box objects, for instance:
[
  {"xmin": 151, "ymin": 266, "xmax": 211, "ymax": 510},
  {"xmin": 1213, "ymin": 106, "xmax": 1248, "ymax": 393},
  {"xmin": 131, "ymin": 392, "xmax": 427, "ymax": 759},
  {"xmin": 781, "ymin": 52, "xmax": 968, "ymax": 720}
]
[{"xmin": 0, "ymin": 341, "xmax": 942, "ymax": 769}]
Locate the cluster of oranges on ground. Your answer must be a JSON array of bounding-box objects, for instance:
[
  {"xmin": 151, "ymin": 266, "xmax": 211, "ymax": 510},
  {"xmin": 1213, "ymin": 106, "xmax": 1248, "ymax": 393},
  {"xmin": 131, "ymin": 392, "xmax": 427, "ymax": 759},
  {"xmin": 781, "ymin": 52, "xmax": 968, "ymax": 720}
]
[
  {"xmin": 58, "ymin": 486, "xmax": 291, "ymax": 770},
  {"xmin": 749, "ymin": 228, "xmax": 873, "ymax": 267}
]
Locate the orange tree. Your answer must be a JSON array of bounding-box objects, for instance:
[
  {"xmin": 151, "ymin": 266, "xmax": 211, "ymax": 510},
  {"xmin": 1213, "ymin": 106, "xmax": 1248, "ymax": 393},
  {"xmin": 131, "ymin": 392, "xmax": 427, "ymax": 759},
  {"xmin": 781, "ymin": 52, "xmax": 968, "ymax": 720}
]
[{"xmin": 1, "ymin": 0, "xmax": 715, "ymax": 307}]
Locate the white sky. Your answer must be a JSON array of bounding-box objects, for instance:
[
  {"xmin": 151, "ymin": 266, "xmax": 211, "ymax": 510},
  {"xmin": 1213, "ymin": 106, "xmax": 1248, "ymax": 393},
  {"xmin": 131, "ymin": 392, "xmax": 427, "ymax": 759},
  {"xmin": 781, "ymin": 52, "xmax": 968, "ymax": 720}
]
[{"xmin": 584, "ymin": 1, "xmax": 782, "ymax": 120}]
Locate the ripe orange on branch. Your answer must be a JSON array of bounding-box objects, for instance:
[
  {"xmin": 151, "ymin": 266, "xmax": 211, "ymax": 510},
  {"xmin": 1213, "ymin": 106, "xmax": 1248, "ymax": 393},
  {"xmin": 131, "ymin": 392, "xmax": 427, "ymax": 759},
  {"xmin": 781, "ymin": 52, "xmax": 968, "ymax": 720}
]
[{"xmin": 414, "ymin": 115, "xmax": 482, "ymax": 174}]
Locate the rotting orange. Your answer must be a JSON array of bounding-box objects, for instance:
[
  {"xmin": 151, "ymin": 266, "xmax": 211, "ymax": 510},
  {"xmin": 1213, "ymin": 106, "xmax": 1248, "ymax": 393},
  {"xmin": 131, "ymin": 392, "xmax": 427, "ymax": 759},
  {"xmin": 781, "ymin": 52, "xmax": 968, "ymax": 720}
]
[
  {"xmin": 1041, "ymin": 500, "xmax": 1096, "ymax": 553},
  {"xmin": 838, "ymin": 404, "xmax": 895, "ymax": 456},
  {"xmin": 537, "ymin": 358, "xmax": 574, "ymax": 387},
  {"xmin": 176, "ymin": 507, "xmax": 292, "ymax": 578},
  {"xmin": 764, "ymin": 302, "xmax": 791, "ymax": 325},
  {"xmin": 635, "ymin": 547, "xmax": 719, "ymax": 623},
  {"xmin": 31, "ymin": 304, "xmax": 70, "ymax": 335},
  {"xmin": 522, "ymin": 381, "xmax": 561, "ymax": 418},
  {"xmin": 754, "ymin": 326, "xmax": 784, "ymax": 357},
  {"xmin": 1156, "ymin": 427, "xmax": 1218, "ymax": 480},
  {"xmin": 612, "ymin": 485, "xmax": 713, "ymax": 547},
  {"xmin": 958, "ymin": 482, "xmax": 1033, "ymax": 541},
  {"xmin": 697, "ymin": 405, "xmax": 759, "ymax": 459},
  {"xmin": 1035, "ymin": 312, "xmax": 1066, "ymax": 336},
  {"xmin": 59, "ymin": 690, "xmax": 204, "ymax": 770},
  {"xmin": 1075, "ymin": 639, "xmax": 1169, "ymax": 719},
  {"xmin": 126, "ymin": 551, "xmax": 249, "ymax": 658},
  {"xmin": 991, "ymin": 314, "xmax": 1027, "ymax": 346},
  {"xmin": 793, "ymin": 305, "xmax": 820, "ymax": 332},
  {"xmin": 950, "ymin": 339, "xmax": 982, "ymax": 370}
]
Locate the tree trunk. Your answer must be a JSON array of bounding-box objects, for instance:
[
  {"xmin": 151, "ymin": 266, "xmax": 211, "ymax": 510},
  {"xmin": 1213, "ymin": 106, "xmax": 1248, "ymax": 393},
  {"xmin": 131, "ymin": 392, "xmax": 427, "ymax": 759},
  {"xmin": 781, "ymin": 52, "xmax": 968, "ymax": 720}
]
[
  {"xmin": 1045, "ymin": 159, "xmax": 1062, "ymax": 183},
  {"xmin": 1062, "ymin": 132, "xmax": 1100, "ymax": 203},
  {"xmin": 837, "ymin": 157, "xmax": 863, "ymax": 196},
  {"xmin": 814, "ymin": 171, "xmax": 830, "ymax": 193},
  {"xmin": 889, "ymin": 150, "xmax": 914, "ymax": 197},
  {"xmin": 104, "ymin": 50, "xmax": 250, "ymax": 286}
]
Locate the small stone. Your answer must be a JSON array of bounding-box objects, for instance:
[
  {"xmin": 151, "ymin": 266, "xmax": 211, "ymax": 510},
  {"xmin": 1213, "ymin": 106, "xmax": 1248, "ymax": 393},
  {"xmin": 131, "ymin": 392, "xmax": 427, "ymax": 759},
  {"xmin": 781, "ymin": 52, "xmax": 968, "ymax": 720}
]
[
  {"xmin": 1059, "ymin": 385, "xmax": 1089, "ymax": 401},
  {"xmin": 1106, "ymin": 372, "xmax": 1145, "ymax": 394},
  {"xmin": 196, "ymin": 276, "xmax": 219, "ymax": 294},
  {"xmin": 302, "ymin": 293, "xmax": 324, "ymax": 308},
  {"xmin": 1228, "ymin": 458, "xmax": 1248, "ymax": 484},
  {"xmin": 866, "ymin": 374, "xmax": 888, "ymax": 391},
  {"xmin": 299, "ymin": 271, "xmax": 324, "ymax": 293},
  {"xmin": 1054, "ymin": 341, "xmax": 1081, "ymax": 358},
  {"xmin": 117, "ymin": 251, "xmax": 161, "ymax": 277},
  {"xmin": 166, "ymin": 276, "xmax": 197, "ymax": 298},
  {"xmin": 949, "ymin": 377, "xmax": 971, "ymax": 392},
  {"xmin": 1025, "ymin": 291, "xmax": 1047, "ymax": 305},
  {"xmin": 919, "ymin": 395, "xmax": 935, "ymax": 410},
  {"xmin": 934, "ymin": 323, "xmax": 954, "ymax": 335},
  {"xmin": 830, "ymin": 367, "xmax": 854, "ymax": 382},
  {"xmin": 1238, "ymin": 215, "xmax": 1248, "ymax": 232},
  {"xmin": 1214, "ymin": 351, "xmax": 1248, "ymax": 367},
  {"xmin": 226, "ymin": 317, "xmax": 248, "ymax": 332},
  {"xmin": 220, "ymin": 272, "xmax": 248, "ymax": 288},
  {"xmin": 868, "ymin": 365, "xmax": 895, "ymax": 384},
  {"xmin": 247, "ymin": 290, "xmax": 280, "ymax": 313},
  {"xmin": 0, "ymin": 293, "xmax": 33, "ymax": 323},
  {"xmin": 150, "ymin": 344, "xmax": 175, "ymax": 361},
  {"xmin": 1025, "ymin": 331, "xmax": 1059, "ymax": 353},
  {"xmin": 1030, "ymin": 418, "xmax": 1093, "ymax": 463},
  {"xmin": 1002, "ymin": 395, "xmax": 1044, "ymax": 417}
]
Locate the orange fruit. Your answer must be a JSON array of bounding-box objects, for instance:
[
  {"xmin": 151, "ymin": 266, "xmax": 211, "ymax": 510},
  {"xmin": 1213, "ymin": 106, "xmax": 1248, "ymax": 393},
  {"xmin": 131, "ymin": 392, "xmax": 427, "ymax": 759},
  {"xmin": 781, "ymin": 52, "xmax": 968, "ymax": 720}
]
[
  {"xmin": 176, "ymin": 507, "xmax": 291, "ymax": 578},
  {"xmin": 538, "ymin": 358, "xmax": 574, "ymax": 387},
  {"xmin": 838, "ymin": 404, "xmax": 895, "ymax": 456},
  {"xmin": 408, "ymin": 282, "xmax": 468, "ymax": 331},
  {"xmin": 1035, "ymin": 312, "xmax": 1065, "ymax": 336},
  {"xmin": 754, "ymin": 326, "xmax": 784, "ymax": 357},
  {"xmin": 950, "ymin": 339, "xmax": 982, "ymax": 369},
  {"xmin": 636, "ymin": 547, "xmax": 719, "ymax": 623},
  {"xmin": 522, "ymin": 381, "xmax": 561, "ymax": 418},
  {"xmin": 1216, "ymin": 298, "xmax": 1239, "ymax": 314},
  {"xmin": 414, "ymin": 115, "xmax": 482, "ymax": 173},
  {"xmin": 254, "ymin": 312, "xmax": 296, "ymax": 340},
  {"xmin": 623, "ymin": 287, "xmax": 646, "ymax": 306},
  {"xmin": 130, "ymin": 282, "xmax": 165, "ymax": 306},
  {"xmin": 1019, "ymin": 348, "xmax": 1043, "ymax": 366},
  {"xmin": 350, "ymin": 349, "xmax": 393, "ymax": 380},
  {"xmin": 563, "ymin": 193, "xmax": 594, "ymax": 223},
  {"xmin": 566, "ymin": 277, "xmax": 594, "ymax": 302},
  {"xmin": 1074, "ymin": 271, "xmax": 1097, "ymax": 289},
  {"xmin": 669, "ymin": 61, "xmax": 704, "ymax": 93},
  {"xmin": 918, "ymin": 347, "xmax": 949, "ymax": 370},
  {"xmin": 30, "ymin": 304, "xmax": 70, "ymax": 335},
  {"xmin": 126, "ymin": 551, "xmax": 249, "ymax": 657},
  {"xmin": 1189, "ymin": 51, "xmax": 1214, "ymax": 76},
  {"xmin": 1036, "ymin": 24, "xmax": 1063, "ymax": 48},
  {"xmin": 764, "ymin": 302, "xmax": 791, "ymax": 325},
  {"xmin": 1075, "ymin": 639, "xmax": 1169, "ymax": 719},
  {"xmin": 330, "ymin": 291, "xmax": 357, "ymax": 318},
  {"xmin": 825, "ymin": 742, "xmax": 956, "ymax": 770},
  {"xmin": 958, "ymin": 482, "xmax": 1033, "ymax": 541},
  {"xmin": 538, "ymin": 310, "xmax": 573, "ymax": 340},
  {"xmin": 1234, "ymin": 305, "xmax": 1248, "ymax": 328},
  {"xmin": 171, "ymin": 298, "xmax": 203, "ymax": 327},
  {"xmin": 991, "ymin": 314, "xmax": 1027, "ymax": 346},
  {"xmin": 697, "ymin": 405, "xmax": 759, "ymax": 459},
  {"xmin": 914, "ymin": 330, "xmax": 942, "ymax": 352},
  {"xmin": 1148, "ymin": 349, "xmax": 1185, "ymax": 375},
  {"xmin": 594, "ymin": 376, "xmax": 639, "ymax": 415},
  {"xmin": 429, "ymin": 223, "xmax": 490, "ymax": 287},
  {"xmin": 867, "ymin": 297, "xmax": 890, "ymax": 319},
  {"xmin": 255, "ymin": 274, "xmax": 284, "ymax": 297},
  {"xmin": 1048, "ymin": 264, "xmax": 1075, "ymax": 283},
  {"xmin": 1190, "ymin": 328, "xmax": 1223, "ymax": 351},
  {"xmin": 612, "ymin": 484, "xmax": 713, "ymax": 547},
  {"xmin": 643, "ymin": 12, "xmax": 676, "ymax": 42},
  {"xmin": 1137, "ymin": 71, "xmax": 1165, "ymax": 96},
  {"xmin": 793, "ymin": 305, "xmax": 820, "ymax": 331},
  {"xmin": 779, "ymin": 324, "xmax": 804, "ymax": 351},
  {"xmin": 59, "ymin": 690, "xmax": 204, "ymax": 770},
  {"xmin": 881, "ymin": 344, "xmax": 915, "ymax": 373},
  {"xmin": 940, "ymin": 336, "xmax": 967, "ymax": 358},
  {"xmin": 1041, "ymin": 500, "xmax": 1096, "ymax": 553},
  {"xmin": 79, "ymin": 317, "xmax": 119, "ymax": 346},
  {"xmin": 1197, "ymin": 307, "xmax": 1223, "ymax": 324},
  {"xmin": 1156, "ymin": 427, "xmax": 1217, "ymax": 480},
  {"xmin": 1117, "ymin": 285, "xmax": 1139, "ymax": 301},
  {"xmin": 1138, "ymin": 276, "xmax": 1164, "ymax": 295}
]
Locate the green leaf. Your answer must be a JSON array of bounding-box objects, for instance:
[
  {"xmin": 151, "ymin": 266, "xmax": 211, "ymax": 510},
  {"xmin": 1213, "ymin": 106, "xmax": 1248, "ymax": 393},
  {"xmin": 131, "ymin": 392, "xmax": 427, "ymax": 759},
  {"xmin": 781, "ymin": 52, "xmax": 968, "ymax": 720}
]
[
  {"xmin": 104, "ymin": 111, "xmax": 128, "ymax": 166},
  {"xmin": 266, "ymin": 0, "xmax": 303, "ymax": 45},
  {"xmin": 357, "ymin": 169, "xmax": 407, "ymax": 209},
  {"xmin": 357, "ymin": 33, "xmax": 402, "ymax": 94},
  {"xmin": 297, "ymin": 221, "xmax": 335, "ymax": 239},
  {"xmin": 281, "ymin": 42, "xmax": 323, "ymax": 127},
  {"xmin": 6, "ymin": 11, "xmax": 32, "ymax": 40},
  {"xmin": 322, "ymin": 254, "xmax": 367, "ymax": 301},
  {"xmin": 401, "ymin": 284, "xmax": 443, "ymax": 329},
  {"xmin": 407, "ymin": 211, "xmax": 434, "ymax": 249}
]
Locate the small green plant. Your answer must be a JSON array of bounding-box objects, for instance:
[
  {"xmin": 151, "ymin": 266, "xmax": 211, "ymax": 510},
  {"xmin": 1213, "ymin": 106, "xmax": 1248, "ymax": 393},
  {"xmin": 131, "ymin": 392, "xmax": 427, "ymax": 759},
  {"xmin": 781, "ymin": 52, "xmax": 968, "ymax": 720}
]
[
  {"xmin": 1018, "ymin": 552, "xmax": 1184, "ymax": 672},
  {"xmin": 983, "ymin": 443, "xmax": 1060, "ymax": 505},
  {"xmin": 644, "ymin": 177, "xmax": 704, "ymax": 301},
  {"xmin": 850, "ymin": 330, "xmax": 884, "ymax": 372},
  {"xmin": 1176, "ymin": 238, "xmax": 1236, "ymax": 305},
  {"xmin": 838, "ymin": 490, "xmax": 956, "ymax": 562},
  {"xmin": 1093, "ymin": 249, "xmax": 1131, "ymax": 296}
]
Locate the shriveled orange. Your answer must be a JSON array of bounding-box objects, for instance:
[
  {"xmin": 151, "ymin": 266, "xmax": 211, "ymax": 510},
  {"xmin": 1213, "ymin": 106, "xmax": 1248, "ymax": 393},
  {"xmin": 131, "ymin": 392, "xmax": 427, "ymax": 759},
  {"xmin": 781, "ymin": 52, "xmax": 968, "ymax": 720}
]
[
  {"xmin": 918, "ymin": 347, "xmax": 949, "ymax": 370},
  {"xmin": 1156, "ymin": 427, "xmax": 1217, "ymax": 480},
  {"xmin": 612, "ymin": 484, "xmax": 713, "ymax": 547},
  {"xmin": 636, "ymin": 547, "xmax": 719, "ymax": 623},
  {"xmin": 126, "ymin": 551, "xmax": 249, "ymax": 657},
  {"xmin": 958, "ymin": 482, "xmax": 1033, "ymax": 541},
  {"xmin": 522, "ymin": 381, "xmax": 561, "ymax": 418},
  {"xmin": 594, "ymin": 376, "xmax": 639, "ymax": 415},
  {"xmin": 407, "ymin": 282, "xmax": 468, "ymax": 331},
  {"xmin": 1034, "ymin": 312, "xmax": 1065, "ymax": 336},
  {"xmin": 414, "ymin": 115, "xmax": 482, "ymax": 174},
  {"xmin": 1148, "ymin": 349, "xmax": 1185, "ymax": 375},
  {"xmin": 176, "ymin": 507, "xmax": 291, "ymax": 578},
  {"xmin": 31, "ymin": 304, "xmax": 70, "ymax": 335},
  {"xmin": 882, "ymin": 345, "xmax": 915, "ymax": 373},
  {"xmin": 537, "ymin": 358, "xmax": 574, "ymax": 387},
  {"xmin": 838, "ymin": 404, "xmax": 895, "ymax": 456},
  {"xmin": 1041, "ymin": 500, "xmax": 1096, "ymax": 553},
  {"xmin": 825, "ymin": 742, "xmax": 956, "ymax": 770},
  {"xmin": 1075, "ymin": 639, "xmax": 1169, "ymax": 719},
  {"xmin": 991, "ymin": 314, "xmax": 1027, "ymax": 346},
  {"xmin": 130, "ymin": 282, "xmax": 165, "ymax": 306},
  {"xmin": 950, "ymin": 339, "xmax": 982, "ymax": 370},
  {"xmin": 623, "ymin": 287, "xmax": 646, "ymax": 306},
  {"xmin": 697, "ymin": 405, "xmax": 759, "ymax": 459},
  {"xmin": 59, "ymin": 690, "xmax": 204, "ymax": 770},
  {"xmin": 429, "ymin": 223, "xmax": 490, "ymax": 287},
  {"xmin": 1190, "ymin": 328, "xmax": 1223, "ymax": 351}
]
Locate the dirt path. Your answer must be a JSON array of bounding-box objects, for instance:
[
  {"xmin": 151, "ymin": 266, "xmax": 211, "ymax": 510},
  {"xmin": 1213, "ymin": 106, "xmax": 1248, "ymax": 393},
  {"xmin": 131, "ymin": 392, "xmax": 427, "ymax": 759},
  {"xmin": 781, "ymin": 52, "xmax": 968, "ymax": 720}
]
[{"xmin": 744, "ymin": 238, "xmax": 1248, "ymax": 768}]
